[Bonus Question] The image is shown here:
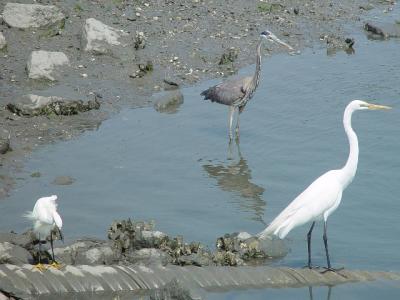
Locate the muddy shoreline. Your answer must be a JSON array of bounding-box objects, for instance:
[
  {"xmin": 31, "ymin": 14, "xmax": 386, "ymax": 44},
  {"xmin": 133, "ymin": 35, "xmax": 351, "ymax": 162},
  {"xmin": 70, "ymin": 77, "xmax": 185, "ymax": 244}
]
[{"xmin": 0, "ymin": 0, "xmax": 395, "ymax": 197}]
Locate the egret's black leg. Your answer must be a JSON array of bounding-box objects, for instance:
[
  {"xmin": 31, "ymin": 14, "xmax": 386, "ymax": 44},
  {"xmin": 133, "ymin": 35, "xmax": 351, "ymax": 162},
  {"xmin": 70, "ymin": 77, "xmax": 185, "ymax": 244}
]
[
  {"xmin": 308, "ymin": 286, "xmax": 314, "ymax": 300},
  {"xmin": 38, "ymin": 234, "xmax": 42, "ymax": 264},
  {"xmin": 320, "ymin": 221, "xmax": 345, "ymax": 276},
  {"xmin": 323, "ymin": 221, "xmax": 331, "ymax": 269},
  {"xmin": 307, "ymin": 221, "xmax": 315, "ymax": 269},
  {"xmin": 50, "ymin": 232, "xmax": 55, "ymax": 263},
  {"xmin": 327, "ymin": 286, "xmax": 332, "ymax": 300}
]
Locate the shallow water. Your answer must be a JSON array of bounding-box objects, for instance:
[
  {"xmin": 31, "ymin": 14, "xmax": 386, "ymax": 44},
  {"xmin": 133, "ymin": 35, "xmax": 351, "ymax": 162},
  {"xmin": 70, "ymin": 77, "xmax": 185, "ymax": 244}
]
[{"xmin": 1, "ymin": 20, "xmax": 400, "ymax": 299}]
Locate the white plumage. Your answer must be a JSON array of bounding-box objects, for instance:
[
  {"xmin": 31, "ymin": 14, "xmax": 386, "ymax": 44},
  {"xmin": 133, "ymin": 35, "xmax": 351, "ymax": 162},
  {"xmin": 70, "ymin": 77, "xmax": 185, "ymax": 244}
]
[
  {"xmin": 25, "ymin": 195, "xmax": 63, "ymax": 267},
  {"xmin": 25, "ymin": 195, "xmax": 62, "ymax": 238},
  {"xmin": 257, "ymin": 100, "xmax": 391, "ymax": 270}
]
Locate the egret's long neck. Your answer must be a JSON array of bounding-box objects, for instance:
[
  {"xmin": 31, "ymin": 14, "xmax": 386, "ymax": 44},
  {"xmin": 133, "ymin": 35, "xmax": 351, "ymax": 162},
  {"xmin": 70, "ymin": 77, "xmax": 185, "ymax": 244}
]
[{"xmin": 340, "ymin": 105, "xmax": 359, "ymax": 189}]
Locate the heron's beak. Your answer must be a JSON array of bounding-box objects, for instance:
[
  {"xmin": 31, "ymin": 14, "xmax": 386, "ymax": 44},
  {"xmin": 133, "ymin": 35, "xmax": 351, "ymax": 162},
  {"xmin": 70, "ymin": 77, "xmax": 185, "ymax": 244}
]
[
  {"xmin": 367, "ymin": 103, "xmax": 392, "ymax": 110},
  {"xmin": 270, "ymin": 35, "xmax": 294, "ymax": 51}
]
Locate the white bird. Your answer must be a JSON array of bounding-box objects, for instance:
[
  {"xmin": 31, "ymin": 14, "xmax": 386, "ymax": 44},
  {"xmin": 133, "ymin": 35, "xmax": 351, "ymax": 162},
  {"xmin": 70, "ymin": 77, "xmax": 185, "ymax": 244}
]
[
  {"xmin": 258, "ymin": 100, "xmax": 391, "ymax": 271},
  {"xmin": 25, "ymin": 195, "xmax": 63, "ymax": 269}
]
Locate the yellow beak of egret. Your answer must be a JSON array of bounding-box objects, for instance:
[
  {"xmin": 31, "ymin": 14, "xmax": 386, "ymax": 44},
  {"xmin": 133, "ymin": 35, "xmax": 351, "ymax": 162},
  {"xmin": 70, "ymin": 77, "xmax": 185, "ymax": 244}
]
[{"xmin": 367, "ymin": 103, "xmax": 392, "ymax": 110}]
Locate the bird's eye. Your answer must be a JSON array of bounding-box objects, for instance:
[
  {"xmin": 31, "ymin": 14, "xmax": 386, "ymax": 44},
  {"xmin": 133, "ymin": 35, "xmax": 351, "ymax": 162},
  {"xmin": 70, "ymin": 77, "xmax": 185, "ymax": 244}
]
[{"xmin": 261, "ymin": 31, "xmax": 270, "ymax": 36}]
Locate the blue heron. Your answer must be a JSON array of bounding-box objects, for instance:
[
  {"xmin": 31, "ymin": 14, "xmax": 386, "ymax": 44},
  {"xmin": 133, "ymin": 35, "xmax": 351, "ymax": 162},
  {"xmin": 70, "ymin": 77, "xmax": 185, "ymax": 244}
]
[
  {"xmin": 201, "ymin": 31, "xmax": 293, "ymax": 140},
  {"xmin": 257, "ymin": 100, "xmax": 391, "ymax": 272}
]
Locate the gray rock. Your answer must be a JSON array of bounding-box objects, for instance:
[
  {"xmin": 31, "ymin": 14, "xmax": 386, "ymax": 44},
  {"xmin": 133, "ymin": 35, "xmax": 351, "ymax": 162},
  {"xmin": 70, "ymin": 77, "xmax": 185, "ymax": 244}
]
[
  {"xmin": 2, "ymin": 3, "xmax": 65, "ymax": 29},
  {"xmin": 134, "ymin": 31, "xmax": 146, "ymax": 49},
  {"xmin": 27, "ymin": 51, "xmax": 70, "ymax": 81},
  {"xmin": 127, "ymin": 248, "xmax": 169, "ymax": 265},
  {"xmin": 0, "ymin": 32, "xmax": 6, "ymax": 50},
  {"xmin": 83, "ymin": 18, "xmax": 128, "ymax": 54},
  {"xmin": 52, "ymin": 176, "xmax": 75, "ymax": 186},
  {"xmin": 219, "ymin": 48, "xmax": 239, "ymax": 65},
  {"xmin": 153, "ymin": 90, "xmax": 184, "ymax": 114},
  {"xmin": 364, "ymin": 22, "xmax": 400, "ymax": 39},
  {"xmin": 0, "ymin": 130, "xmax": 11, "ymax": 155},
  {"xmin": 6, "ymin": 94, "xmax": 100, "ymax": 116},
  {"xmin": 0, "ymin": 242, "xmax": 32, "ymax": 265},
  {"xmin": 53, "ymin": 239, "xmax": 114, "ymax": 265}
]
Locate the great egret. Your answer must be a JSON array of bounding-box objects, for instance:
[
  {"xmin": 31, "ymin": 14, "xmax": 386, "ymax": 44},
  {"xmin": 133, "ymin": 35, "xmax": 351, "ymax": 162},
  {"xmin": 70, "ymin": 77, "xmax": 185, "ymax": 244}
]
[
  {"xmin": 201, "ymin": 31, "xmax": 293, "ymax": 140},
  {"xmin": 258, "ymin": 100, "xmax": 391, "ymax": 271},
  {"xmin": 25, "ymin": 195, "xmax": 63, "ymax": 270}
]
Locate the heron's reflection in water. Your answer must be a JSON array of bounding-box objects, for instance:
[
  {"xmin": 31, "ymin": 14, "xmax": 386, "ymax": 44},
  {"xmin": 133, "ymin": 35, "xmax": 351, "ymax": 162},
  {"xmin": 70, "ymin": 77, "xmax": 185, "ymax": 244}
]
[{"xmin": 202, "ymin": 140, "xmax": 266, "ymax": 224}]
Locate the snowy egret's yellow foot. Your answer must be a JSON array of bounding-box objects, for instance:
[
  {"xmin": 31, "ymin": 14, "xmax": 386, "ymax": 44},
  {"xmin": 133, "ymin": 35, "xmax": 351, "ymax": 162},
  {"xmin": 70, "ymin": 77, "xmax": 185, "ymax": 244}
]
[
  {"xmin": 50, "ymin": 261, "xmax": 63, "ymax": 270},
  {"xmin": 33, "ymin": 263, "xmax": 48, "ymax": 272},
  {"xmin": 320, "ymin": 267, "xmax": 346, "ymax": 277}
]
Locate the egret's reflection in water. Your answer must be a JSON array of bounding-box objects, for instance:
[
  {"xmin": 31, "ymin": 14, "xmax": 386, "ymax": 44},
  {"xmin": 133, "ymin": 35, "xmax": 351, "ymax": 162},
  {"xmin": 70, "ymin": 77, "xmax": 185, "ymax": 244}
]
[
  {"xmin": 309, "ymin": 286, "xmax": 332, "ymax": 300},
  {"xmin": 203, "ymin": 140, "xmax": 266, "ymax": 224}
]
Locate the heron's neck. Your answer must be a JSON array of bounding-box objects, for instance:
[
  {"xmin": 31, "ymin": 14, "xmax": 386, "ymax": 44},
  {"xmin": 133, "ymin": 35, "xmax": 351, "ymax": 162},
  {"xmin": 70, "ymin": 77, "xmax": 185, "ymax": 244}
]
[
  {"xmin": 340, "ymin": 106, "xmax": 359, "ymax": 189},
  {"xmin": 252, "ymin": 40, "xmax": 262, "ymax": 90}
]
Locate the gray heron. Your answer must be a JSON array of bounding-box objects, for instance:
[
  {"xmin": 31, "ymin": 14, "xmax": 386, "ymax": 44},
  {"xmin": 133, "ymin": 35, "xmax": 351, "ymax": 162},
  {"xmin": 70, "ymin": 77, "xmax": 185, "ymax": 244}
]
[
  {"xmin": 257, "ymin": 100, "xmax": 391, "ymax": 272},
  {"xmin": 201, "ymin": 31, "xmax": 293, "ymax": 140}
]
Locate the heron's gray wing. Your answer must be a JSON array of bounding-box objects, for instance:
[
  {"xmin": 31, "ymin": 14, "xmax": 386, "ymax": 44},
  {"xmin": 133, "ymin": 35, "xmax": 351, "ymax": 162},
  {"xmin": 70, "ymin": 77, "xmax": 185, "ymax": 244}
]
[{"xmin": 201, "ymin": 76, "xmax": 252, "ymax": 106}]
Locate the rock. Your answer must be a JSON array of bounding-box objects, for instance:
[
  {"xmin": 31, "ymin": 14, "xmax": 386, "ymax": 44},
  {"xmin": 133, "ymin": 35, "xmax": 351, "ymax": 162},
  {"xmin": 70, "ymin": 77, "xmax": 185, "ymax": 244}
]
[
  {"xmin": 52, "ymin": 176, "xmax": 75, "ymax": 186},
  {"xmin": 322, "ymin": 34, "xmax": 355, "ymax": 55},
  {"xmin": 150, "ymin": 279, "xmax": 195, "ymax": 300},
  {"xmin": 6, "ymin": 94, "xmax": 100, "ymax": 117},
  {"xmin": 0, "ymin": 242, "xmax": 33, "ymax": 265},
  {"xmin": 257, "ymin": 2, "xmax": 285, "ymax": 13},
  {"xmin": 27, "ymin": 51, "xmax": 70, "ymax": 81},
  {"xmin": 163, "ymin": 79, "xmax": 180, "ymax": 90},
  {"xmin": 364, "ymin": 22, "xmax": 400, "ymax": 39},
  {"xmin": 126, "ymin": 248, "xmax": 169, "ymax": 265},
  {"xmin": 153, "ymin": 90, "xmax": 184, "ymax": 114},
  {"xmin": 215, "ymin": 232, "xmax": 288, "ymax": 263},
  {"xmin": 134, "ymin": 31, "xmax": 146, "ymax": 49},
  {"xmin": 83, "ymin": 18, "xmax": 128, "ymax": 54},
  {"xmin": 53, "ymin": 239, "xmax": 114, "ymax": 265},
  {"xmin": 0, "ymin": 130, "xmax": 11, "ymax": 155},
  {"xmin": 2, "ymin": 3, "xmax": 65, "ymax": 30},
  {"xmin": 0, "ymin": 32, "xmax": 6, "ymax": 50},
  {"xmin": 219, "ymin": 48, "xmax": 239, "ymax": 65},
  {"xmin": 130, "ymin": 61, "xmax": 153, "ymax": 78}
]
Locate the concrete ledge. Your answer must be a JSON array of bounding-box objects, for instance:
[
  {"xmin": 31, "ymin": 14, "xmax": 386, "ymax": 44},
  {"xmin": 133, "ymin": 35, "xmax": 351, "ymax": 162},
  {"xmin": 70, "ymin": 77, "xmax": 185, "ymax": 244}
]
[{"xmin": 1, "ymin": 264, "xmax": 399, "ymax": 298}]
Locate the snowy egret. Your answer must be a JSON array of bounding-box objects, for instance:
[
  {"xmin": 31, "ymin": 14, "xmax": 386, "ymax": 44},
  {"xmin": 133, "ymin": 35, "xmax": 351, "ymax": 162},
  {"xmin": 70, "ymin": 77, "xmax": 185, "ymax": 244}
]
[
  {"xmin": 257, "ymin": 100, "xmax": 391, "ymax": 271},
  {"xmin": 25, "ymin": 195, "xmax": 63, "ymax": 270}
]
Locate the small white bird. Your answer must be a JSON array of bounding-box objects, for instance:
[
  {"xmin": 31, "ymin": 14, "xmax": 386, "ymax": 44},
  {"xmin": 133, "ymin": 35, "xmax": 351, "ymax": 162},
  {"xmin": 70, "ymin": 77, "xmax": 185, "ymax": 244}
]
[
  {"xmin": 258, "ymin": 100, "xmax": 391, "ymax": 272},
  {"xmin": 25, "ymin": 195, "xmax": 63, "ymax": 269}
]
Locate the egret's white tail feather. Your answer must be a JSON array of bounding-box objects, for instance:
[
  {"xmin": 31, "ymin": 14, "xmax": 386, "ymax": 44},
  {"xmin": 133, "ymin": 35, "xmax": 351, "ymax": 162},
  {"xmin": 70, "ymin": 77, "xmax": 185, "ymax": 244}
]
[{"xmin": 23, "ymin": 211, "xmax": 35, "ymax": 220}]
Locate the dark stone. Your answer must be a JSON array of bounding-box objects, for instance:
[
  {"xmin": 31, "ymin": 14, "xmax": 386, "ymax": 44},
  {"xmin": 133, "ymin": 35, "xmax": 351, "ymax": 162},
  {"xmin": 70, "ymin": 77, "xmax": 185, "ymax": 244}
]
[
  {"xmin": 52, "ymin": 176, "xmax": 75, "ymax": 186},
  {"xmin": 219, "ymin": 48, "xmax": 239, "ymax": 65}
]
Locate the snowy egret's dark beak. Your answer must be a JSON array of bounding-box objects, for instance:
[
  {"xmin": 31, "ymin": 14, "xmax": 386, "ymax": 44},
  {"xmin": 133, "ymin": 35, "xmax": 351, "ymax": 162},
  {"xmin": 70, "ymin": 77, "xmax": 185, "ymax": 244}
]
[{"xmin": 57, "ymin": 226, "xmax": 64, "ymax": 243}]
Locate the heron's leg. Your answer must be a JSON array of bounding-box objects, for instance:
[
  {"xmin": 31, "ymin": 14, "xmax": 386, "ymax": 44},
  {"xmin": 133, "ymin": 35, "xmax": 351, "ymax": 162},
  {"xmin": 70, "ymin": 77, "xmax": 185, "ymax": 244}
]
[
  {"xmin": 228, "ymin": 106, "xmax": 235, "ymax": 140},
  {"xmin": 307, "ymin": 221, "xmax": 315, "ymax": 269},
  {"xmin": 235, "ymin": 108, "xmax": 240, "ymax": 136}
]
